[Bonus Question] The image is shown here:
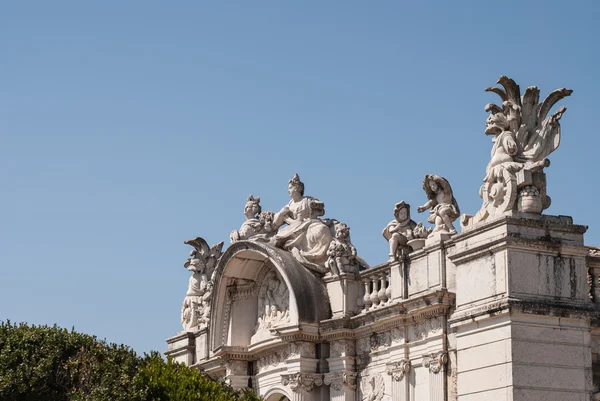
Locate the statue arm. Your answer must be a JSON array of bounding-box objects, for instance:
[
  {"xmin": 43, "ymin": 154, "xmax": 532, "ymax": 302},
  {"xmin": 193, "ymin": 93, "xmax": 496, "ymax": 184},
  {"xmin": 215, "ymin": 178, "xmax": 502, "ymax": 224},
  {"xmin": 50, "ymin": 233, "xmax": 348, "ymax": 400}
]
[
  {"xmin": 272, "ymin": 206, "xmax": 291, "ymax": 229},
  {"xmin": 417, "ymin": 199, "xmax": 434, "ymax": 213}
]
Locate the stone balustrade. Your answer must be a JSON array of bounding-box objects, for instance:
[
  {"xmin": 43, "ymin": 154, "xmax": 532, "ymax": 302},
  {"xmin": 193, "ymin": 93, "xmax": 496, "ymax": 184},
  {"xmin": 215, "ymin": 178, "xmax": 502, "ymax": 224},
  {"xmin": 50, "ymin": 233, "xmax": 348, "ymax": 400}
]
[{"xmin": 358, "ymin": 264, "xmax": 391, "ymax": 312}]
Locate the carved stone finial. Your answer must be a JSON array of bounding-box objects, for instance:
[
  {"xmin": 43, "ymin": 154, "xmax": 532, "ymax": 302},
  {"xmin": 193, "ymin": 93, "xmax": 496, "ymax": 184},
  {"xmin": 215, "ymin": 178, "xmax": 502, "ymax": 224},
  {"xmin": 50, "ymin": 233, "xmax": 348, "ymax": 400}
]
[
  {"xmin": 417, "ymin": 175, "xmax": 460, "ymax": 237},
  {"xmin": 462, "ymin": 76, "xmax": 572, "ymax": 228}
]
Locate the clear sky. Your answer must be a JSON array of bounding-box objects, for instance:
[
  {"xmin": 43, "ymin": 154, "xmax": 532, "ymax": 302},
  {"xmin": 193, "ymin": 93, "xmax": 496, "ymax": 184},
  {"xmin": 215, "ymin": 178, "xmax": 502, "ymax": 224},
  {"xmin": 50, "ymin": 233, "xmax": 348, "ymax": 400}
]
[{"xmin": 1, "ymin": 1, "xmax": 599, "ymax": 355}]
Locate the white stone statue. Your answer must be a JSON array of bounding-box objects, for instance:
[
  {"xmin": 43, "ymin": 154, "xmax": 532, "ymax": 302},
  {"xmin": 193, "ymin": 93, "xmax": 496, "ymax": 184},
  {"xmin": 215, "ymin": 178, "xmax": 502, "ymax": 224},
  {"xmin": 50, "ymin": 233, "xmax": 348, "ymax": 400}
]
[
  {"xmin": 270, "ymin": 174, "xmax": 334, "ymax": 274},
  {"xmin": 325, "ymin": 222, "xmax": 358, "ymax": 275},
  {"xmin": 462, "ymin": 75, "xmax": 572, "ymax": 228},
  {"xmin": 256, "ymin": 270, "xmax": 290, "ymax": 332},
  {"xmin": 417, "ymin": 175, "xmax": 460, "ymax": 237},
  {"xmin": 230, "ymin": 195, "xmax": 275, "ymax": 243},
  {"xmin": 180, "ymin": 237, "xmax": 223, "ymax": 332},
  {"xmin": 382, "ymin": 201, "xmax": 431, "ymax": 260}
]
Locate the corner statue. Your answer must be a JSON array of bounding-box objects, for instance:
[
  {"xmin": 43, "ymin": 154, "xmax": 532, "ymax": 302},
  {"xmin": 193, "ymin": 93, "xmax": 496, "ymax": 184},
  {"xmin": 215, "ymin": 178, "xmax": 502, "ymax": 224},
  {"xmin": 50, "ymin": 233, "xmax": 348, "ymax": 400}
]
[
  {"xmin": 180, "ymin": 237, "xmax": 223, "ymax": 332},
  {"xmin": 417, "ymin": 175, "xmax": 460, "ymax": 237},
  {"xmin": 462, "ymin": 75, "xmax": 572, "ymax": 228},
  {"xmin": 270, "ymin": 174, "xmax": 334, "ymax": 274}
]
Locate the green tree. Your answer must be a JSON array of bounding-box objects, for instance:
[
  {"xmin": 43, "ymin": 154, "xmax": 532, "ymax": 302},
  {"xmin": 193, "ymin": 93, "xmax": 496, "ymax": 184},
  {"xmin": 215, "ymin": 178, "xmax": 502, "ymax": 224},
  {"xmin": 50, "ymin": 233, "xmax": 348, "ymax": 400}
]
[{"xmin": 0, "ymin": 321, "xmax": 262, "ymax": 401}]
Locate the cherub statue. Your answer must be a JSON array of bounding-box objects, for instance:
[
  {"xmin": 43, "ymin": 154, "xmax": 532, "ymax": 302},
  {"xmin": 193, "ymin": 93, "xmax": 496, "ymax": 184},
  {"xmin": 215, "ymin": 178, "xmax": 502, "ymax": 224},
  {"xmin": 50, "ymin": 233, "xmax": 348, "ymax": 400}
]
[
  {"xmin": 325, "ymin": 222, "xmax": 358, "ymax": 275},
  {"xmin": 417, "ymin": 175, "xmax": 460, "ymax": 237},
  {"xmin": 382, "ymin": 201, "xmax": 419, "ymax": 260},
  {"xmin": 230, "ymin": 195, "xmax": 275, "ymax": 243}
]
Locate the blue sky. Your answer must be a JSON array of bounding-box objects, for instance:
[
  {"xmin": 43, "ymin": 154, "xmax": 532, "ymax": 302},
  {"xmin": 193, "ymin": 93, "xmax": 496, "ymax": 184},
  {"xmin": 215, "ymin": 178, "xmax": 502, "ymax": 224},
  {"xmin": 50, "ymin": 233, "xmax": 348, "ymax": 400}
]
[{"xmin": 1, "ymin": 1, "xmax": 599, "ymax": 354}]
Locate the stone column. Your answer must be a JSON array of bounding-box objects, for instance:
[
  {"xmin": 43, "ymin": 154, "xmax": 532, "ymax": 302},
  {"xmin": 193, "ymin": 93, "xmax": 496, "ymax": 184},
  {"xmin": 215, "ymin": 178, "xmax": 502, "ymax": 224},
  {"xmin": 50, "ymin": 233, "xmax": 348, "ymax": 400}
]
[
  {"xmin": 450, "ymin": 214, "xmax": 593, "ymax": 400},
  {"xmin": 386, "ymin": 359, "xmax": 411, "ymax": 401},
  {"xmin": 423, "ymin": 353, "xmax": 447, "ymax": 401}
]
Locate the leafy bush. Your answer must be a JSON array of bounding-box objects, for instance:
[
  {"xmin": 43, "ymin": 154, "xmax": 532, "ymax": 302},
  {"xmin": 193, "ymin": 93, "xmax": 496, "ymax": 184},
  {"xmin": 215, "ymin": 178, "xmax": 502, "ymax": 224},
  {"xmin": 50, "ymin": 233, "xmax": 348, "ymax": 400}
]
[{"xmin": 0, "ymin": 321, "xmax": 261, "ymax": 401}]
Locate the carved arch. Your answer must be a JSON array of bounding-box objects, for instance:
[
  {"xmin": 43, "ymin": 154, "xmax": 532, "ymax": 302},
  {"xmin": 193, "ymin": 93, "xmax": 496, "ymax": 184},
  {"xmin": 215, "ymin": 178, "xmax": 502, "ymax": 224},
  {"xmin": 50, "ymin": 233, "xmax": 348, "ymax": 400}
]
[{"xmin": 209, "ymin": 241, "xmax": 331, "ymax": 352}]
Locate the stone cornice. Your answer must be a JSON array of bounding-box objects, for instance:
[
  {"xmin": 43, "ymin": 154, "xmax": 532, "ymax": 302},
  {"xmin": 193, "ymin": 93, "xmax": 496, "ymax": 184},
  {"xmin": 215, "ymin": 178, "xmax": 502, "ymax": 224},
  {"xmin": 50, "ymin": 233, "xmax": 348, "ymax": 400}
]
[{"xmin": 449, "ymin": 298, "xmax": 595, "ymax": 327}]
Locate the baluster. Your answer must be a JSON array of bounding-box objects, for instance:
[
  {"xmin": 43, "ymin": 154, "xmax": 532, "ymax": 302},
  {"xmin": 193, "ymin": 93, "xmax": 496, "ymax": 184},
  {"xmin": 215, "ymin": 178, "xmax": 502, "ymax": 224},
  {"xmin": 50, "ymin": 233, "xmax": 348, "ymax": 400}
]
[
  {"xmin": 378, "ymin": 274, "xmax": 388, "ymax": 304},
  {"xmin": 363, "ymin": 278, "xmax": 372, "ymax": 311},
  {"xmin": 370, "ymin": 277, "xmax": 381, "ymax": 307},
  {"xmin": 385, "ymin": 276, "xmax": 392, "ymax": 303}
]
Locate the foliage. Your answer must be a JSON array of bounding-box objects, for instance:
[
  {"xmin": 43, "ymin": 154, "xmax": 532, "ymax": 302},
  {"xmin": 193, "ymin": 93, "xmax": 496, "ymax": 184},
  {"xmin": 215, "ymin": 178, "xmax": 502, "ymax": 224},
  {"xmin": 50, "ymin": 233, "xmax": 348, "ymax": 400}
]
[{"xmin": 0, "ymin": 321, "xmax": 262, "ymax": 401}]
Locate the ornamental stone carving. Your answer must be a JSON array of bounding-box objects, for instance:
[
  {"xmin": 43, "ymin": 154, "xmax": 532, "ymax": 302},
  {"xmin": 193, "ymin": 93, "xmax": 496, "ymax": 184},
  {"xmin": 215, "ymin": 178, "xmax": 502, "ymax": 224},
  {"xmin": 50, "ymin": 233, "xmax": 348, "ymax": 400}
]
[
  {"xmin": 330, "ymin": 339, "xmax": 356, "ymax": 357},
  {"xmin": 281, "ymin": 373, "xmax": 323, "ymax": 393},
  {"xmin": 462, "ymin": 76, "xmax": 572, "ymax": 228},
  {"xmin": 268, "ymin": 174, "xmax": 360, "ymax": 275},
  {"xmin": 325, "ymin": 222, "xmax": 359, "ymax": 275},
  {"xmin": 383, "ymin": 201, "xmax": 431, "ymax": 260},
  {"xmin": 386, "ymin": 359, "xmax": 411, "ymax": 381},
  {"xmin": 180, "ymin": 237, "xmax": 223, "ymax": 332},
  {"xmin": 423, "ymin": 352, "xmax": 448, "ymax": 374},
  {"xmin": 255, "ymin": 269, "xmax": 290, "ymax": 332},
  {"xmin": 417, "ymin": 175, "xmax": 460, "ymax": 237},
  {"xmin": 324, "ymin": 371, "xmax": 357, "ymax": 391},
  {"xmin": 230, "ymin": 195, "xmax": 276, "ymax": 243},
  {"xmin": 362, "ymin": 373, "xmax": 385, "ymax": 401},
  {"xmin": 370, "ymin": 331, "xmax": 391, "ymax": 351}
]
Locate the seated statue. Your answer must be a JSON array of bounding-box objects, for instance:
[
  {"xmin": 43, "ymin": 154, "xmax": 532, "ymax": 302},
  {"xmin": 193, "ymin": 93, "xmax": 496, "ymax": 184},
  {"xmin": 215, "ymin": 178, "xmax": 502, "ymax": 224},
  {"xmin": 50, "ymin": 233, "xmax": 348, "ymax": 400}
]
[
  {"xmin": 269, "ymin": 174, "xmax": 333, "ymax": 274},
  {"xmin": 382, "ymin": 201, "xmax": 419, "ymax": 260},
  {"xmin": 230, "ymin": 195, "xmax": 275, "ymax": 243},
  {"xmin": 417, "ymin": 175, "xmax": 460, "ymax": 237}
]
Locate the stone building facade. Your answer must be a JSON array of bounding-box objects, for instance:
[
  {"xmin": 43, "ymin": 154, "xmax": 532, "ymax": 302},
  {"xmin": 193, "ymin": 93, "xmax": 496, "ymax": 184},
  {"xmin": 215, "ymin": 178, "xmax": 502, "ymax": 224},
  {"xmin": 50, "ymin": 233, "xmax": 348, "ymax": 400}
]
[{"xmin": 166, "ymin": 76, "xmax": 600, "ymax": 400}]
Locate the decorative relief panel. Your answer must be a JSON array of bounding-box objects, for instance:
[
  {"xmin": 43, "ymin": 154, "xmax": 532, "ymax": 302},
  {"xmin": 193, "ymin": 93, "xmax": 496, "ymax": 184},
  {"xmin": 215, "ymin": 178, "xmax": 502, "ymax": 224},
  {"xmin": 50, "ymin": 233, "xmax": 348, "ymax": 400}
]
[
  {"xmin": 361, "ymin": 373, "xmax": 385, "ymax": 401},
  {"xmin": 330, "ymin": 339, "xmax": 356, "ymax": 357},
  {"xmin": 370, "ymin": 331, "xmax": 391, "ymax": 351},
  {"xmin": 255, "ymin": 269, "xmax": 290, "ymax": 332}
]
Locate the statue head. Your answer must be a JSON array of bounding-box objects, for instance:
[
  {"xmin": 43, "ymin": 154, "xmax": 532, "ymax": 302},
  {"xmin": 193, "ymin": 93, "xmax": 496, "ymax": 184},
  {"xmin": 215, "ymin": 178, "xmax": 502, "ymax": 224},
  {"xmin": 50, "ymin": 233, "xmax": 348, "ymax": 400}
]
[
  {"xmin": 393, "ymin": 201, "xmax": 411, "ymax": 223},
  {"xmin": 485, "ymin": 112, "xmax": 509, "ymax": 135},
  {"xmin": 244, "ymin": 194, "xmax": 262, "ymax": 219},
  {"xmin": 334, "ymin": 222, "xmax": 350, "ymax": 241},
  {"xmin": 288, "ymin": 173, "xmax": 305, "ymax": 198}
]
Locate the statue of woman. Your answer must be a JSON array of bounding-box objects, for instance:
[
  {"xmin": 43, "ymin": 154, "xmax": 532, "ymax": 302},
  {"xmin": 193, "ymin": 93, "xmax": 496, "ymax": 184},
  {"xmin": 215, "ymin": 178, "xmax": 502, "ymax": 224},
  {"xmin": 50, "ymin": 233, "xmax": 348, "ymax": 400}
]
[
  {"xmin": 230, "ymin": 195, "xmax": 274, "ymax": 242},
  {"xmin": 417, "ymin": 174, "xmax": 460, "ymax": 237},
  {"xmin": 269, "ymin": 174, "xmax": 333, "ymax": 273}
]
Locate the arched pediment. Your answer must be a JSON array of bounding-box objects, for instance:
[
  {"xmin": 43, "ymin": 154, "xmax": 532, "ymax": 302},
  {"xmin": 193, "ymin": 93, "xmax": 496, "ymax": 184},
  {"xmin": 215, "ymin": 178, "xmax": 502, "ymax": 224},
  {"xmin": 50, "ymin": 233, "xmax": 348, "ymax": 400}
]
[{"xmin": 209, "ymin": 241, "xmax": 331, "ymax": 352}]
